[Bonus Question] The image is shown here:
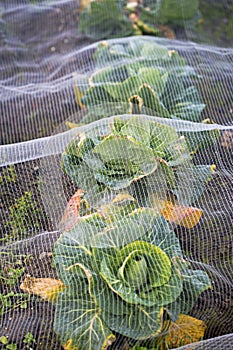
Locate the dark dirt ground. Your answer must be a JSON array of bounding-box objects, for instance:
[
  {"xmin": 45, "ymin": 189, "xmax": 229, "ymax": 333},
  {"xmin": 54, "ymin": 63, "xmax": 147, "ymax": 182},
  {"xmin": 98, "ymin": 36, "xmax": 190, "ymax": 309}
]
[{"xmin": 0, "ymin": 1, "xmax": 233, "ymax": 349}]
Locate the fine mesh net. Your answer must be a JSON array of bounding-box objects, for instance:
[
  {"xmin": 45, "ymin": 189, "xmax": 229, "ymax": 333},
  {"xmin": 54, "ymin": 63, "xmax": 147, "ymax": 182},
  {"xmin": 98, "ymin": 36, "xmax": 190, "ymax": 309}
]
[{"xmin": 0, "ymin": 1, "xmax": 233, "ymax": 350}]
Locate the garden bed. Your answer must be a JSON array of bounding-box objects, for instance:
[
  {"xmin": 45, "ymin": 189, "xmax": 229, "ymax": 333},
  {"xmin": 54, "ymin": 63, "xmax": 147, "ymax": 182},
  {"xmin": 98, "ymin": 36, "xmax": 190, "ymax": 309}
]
[{"xmin": 0, "ymin": 1, "xmax": 233, "ymax": 350}]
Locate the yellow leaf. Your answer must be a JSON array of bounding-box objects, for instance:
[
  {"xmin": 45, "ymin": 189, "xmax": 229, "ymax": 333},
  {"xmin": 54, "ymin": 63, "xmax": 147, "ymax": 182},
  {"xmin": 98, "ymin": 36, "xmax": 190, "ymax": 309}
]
[
  {"xmin": 65, "ymin": 121, "xmax": 79, "ymax": 129},
  {"xmin": 164, "ymin": 314, "xmax": 207, "ymax": 348},
  {"xmin": 151, "ymin": 197, "xmax": 202, "ymax": 229},
  {"xmin": 62, "ymin": 334, "xmax": 116, "ymax": 350},
  {"xmin": 102, "ymin": 334, "xmax": 116, "ymax": 349},
  {"xmin": 63, "ymin": 339, "xmax": 77, "ymax": 350},
  {"xmin": 20, "ymin": 277, "xmax": 65, "ymax": 302},
  {"xmin": 74, "ymin": 85, "xmax": 86, "ymax": 109},
  {"xmin": 80, "ymin": 0, "xmax": 91, "ymax": 11}
]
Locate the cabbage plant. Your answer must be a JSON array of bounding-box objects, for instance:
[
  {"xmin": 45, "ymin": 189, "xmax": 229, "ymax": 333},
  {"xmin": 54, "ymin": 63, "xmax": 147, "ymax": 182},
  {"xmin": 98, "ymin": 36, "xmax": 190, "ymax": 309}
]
[
  {"xmin": 76, "ymin": 39, "xmax": 219, "ymax": 153},
  {"xmin": 80, "ymin": 39, "xmax": 205, "ymax": 125},
  {"xmin": 53, "ymin": 195, "xmax": 211, "ymax": 350},
  {"xmin": 62, "ymin": 116, "xmax": 215, "ymax": 209},
  {"xmin": 78, "ymin": 0, "xmax": 199, "ymax": 41}
]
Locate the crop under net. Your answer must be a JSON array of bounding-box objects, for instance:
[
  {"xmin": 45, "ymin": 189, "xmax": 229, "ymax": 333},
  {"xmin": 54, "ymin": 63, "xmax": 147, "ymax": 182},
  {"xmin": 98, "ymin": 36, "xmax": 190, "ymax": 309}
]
[{"xmin": 0, "ymin": 1, "xmax": 233, "ymax": 350}]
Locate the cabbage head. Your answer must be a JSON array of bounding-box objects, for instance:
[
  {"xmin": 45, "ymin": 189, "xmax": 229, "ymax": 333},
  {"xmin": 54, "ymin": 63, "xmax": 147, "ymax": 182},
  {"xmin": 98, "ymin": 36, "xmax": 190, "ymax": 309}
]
[
  {"xmin": 53, "ymin": 195, "xmax": 211, "ymax": 350},
  {"xmin": 62, "ymin": 116, "xmax": 215, "ymax": 208},
  {"xmin": 62, "ymin": 116, "xmax": 188, "ymax": 203}
]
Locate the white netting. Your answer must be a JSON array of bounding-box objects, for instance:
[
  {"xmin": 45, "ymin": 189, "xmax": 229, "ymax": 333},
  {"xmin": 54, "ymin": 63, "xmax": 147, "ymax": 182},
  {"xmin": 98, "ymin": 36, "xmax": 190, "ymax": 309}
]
[{"xmin": 0, "ymin": 1, "xmax": 233, "ymax": 350}]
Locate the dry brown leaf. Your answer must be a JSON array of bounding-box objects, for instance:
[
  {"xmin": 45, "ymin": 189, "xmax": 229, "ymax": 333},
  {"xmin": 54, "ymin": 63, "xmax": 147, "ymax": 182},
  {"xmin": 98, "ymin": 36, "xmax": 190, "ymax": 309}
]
[
  {"xmin": 157, "ymin": 25, "xmax": 176, "ymax": 39},
  {"xmin": 60, "ymin": 189, "xmax": 85, "ymax": 230},
  {"xmin": 221, "ymin": 131, "xmax": 233, "ymax": 149},
  {"xmin": 164, "ymin": 314, "xmax": 206, "ymax": 348},
  {"xmin": 20, "ymin": 276, "xmax": 65, "ymax": 302}
]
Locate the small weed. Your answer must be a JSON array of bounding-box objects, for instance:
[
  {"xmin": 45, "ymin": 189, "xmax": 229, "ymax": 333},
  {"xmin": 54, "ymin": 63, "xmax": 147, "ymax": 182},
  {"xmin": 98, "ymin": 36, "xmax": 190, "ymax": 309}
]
[
  {"xmin": 1, "ymin": 266, "xmax": 25, "ymax": 286},
  {"xmin": 0, "ymin": 332, "xmax": 37, "ymax": 350},
  {"xmin": 0, "ymin": 335, "xmax": 17, "ymax": 349},
  {"xmin": 23, "ymin": 332, "xmax": 37, "ymax": 349},
  {"xmin": 0, "ymin": 165, "xmax": 17, "ymax": 186},
  {"xmin": 0, "ymin": 252, "xmax": 33, "ymax": 287},
  {"xmin": 0, "ymin": 336, "xmax": 8, "ymax": 345},
  {"xmin": 4, "ymin": 191, "xmax": 41, "ymax": 242},
  {"xmin": 6, "ymin": 344, "xmax": 17, "ymax": 350},
  {"xmin": 0, "ymin": 165, "xmax": 17, "ymax": 197},
  {"xmin": 0, "ymin": 291, "xmax": 30, "ymax": 316}
]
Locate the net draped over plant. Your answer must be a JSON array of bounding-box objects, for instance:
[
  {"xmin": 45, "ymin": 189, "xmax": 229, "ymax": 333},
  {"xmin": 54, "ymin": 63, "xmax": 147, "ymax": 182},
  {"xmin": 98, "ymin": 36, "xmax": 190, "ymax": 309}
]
[
  {"xmin": 0, "ymin": 1, "xmax": 233, "ymax": 350},
  {"xmin": 54, "ymin": 194, "xmax": 211, "ymax": 349}
]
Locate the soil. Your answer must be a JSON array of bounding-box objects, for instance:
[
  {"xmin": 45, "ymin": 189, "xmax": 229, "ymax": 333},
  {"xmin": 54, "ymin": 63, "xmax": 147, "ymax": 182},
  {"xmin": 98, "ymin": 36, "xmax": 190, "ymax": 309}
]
[
  {"xmin": 0, "ymin": 241, "xmax": 63, "ymax": 350},
  {"xmin": 0, "ymin": 1, "xmax": 233, "ymax": 349}
]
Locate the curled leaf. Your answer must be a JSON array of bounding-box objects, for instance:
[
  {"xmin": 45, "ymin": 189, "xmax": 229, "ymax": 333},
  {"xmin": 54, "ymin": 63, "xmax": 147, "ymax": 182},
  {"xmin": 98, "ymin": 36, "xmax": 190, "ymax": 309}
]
[
  {"xmin": 62, "ymin": 339, "xmax": 77, "ymax": 350},
  {"xmin": 65, "ymin": 121, "xmax": 80, "ymax": 129},
  {"xmin": 20, "ymin": 277, "xmax": 65, "ymax": 302},
  {"xmin": 151, "ymin": 198, "xmax": 202, "ymax": 228},
  {"xmin": 100, "ymin": 193, "xmax": 138, "ymax": 222},
  {"xmin": 74, "ymin": 85, "xmax": 86, "ymax": 109},
  {"xmin": 60, "ymin": 189, "xmax": 85, "ymax": 230},
  {"xmin": 102, "ymin": 334, "xmax": 117, "ymax": 350}
]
